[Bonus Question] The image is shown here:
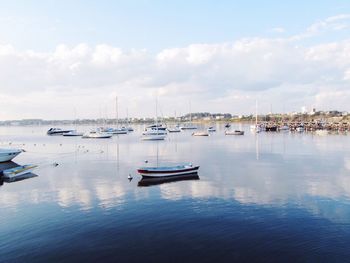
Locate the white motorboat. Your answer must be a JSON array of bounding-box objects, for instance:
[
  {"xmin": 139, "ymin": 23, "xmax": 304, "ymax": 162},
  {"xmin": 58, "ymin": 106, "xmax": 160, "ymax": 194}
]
[
  {"xmin": 225, "ymin": 130, "xmax": 244, "ymax": 135},
  {"xmin": 167, "ymin": 126, "xmax": 181, "ymax": 133},
  {"xmin": 192, "ymin": 131, "xmax": 209, "ymax": 136},
  {"xmin": 47, "ymin": 128, "xmax": 73, "ymax": 135},
  {"xmin": 0, "ymin": 148, "xmax": 22, "ymax": 163},
  {"xmin": 207, "ymin": 126, "xmax": 216, "ymax": 132},
  {"xmin": 142, "ymin": 126, "xmax": 166, "ymax": 140},
  {"xmin": 82, "ymin": 131, "xmax": 112, "ymax": 139},
  {"xmin": 137, "ymin": 163, "xmax": 199, "ymax": 178},
  {"xmin": 104, "ymin": 127, "xmax": 128, "ymax": 135},
  {"xmin": 63, "ymin": 130, "xmax": 84, "ymax": 136},
  {"xmin": 3, "ymin": 164, "xmax": 38, "ymax": 179}
]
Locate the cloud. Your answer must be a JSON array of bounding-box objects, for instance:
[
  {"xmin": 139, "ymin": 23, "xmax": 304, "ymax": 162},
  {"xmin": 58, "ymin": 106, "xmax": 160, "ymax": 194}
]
[
  {"xmin": 271, "ymin": 27, "xmax": 286, "ymax": 33},
  {"xmin": 1, "ymin": 14, "xmax": 350, "ymax": 119}
]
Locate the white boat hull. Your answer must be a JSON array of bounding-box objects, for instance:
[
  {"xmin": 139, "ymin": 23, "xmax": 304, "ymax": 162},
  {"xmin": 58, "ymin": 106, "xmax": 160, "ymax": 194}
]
[
  {"xmin": 82, "ymin": 132, "xmax": 112, "ymax": 138},
  {"xmin": 192, "ymin": 132, "xmax": 209, "ymax": 136},
  {"xmin": 137, "ymin": 164, "xmax": 199, "ymax": 178},
  {"xmin": 0, "ymin": 149, "xmax": 22, "ymax": 163},
  {"xmin": 138, "ymin": 169, "xmax": 198, "ymax": 177}
]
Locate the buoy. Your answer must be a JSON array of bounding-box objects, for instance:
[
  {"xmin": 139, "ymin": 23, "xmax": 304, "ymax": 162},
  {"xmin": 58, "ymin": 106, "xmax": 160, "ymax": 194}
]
[{"xmin": 53, "ymin": 162, "xmax": 59, "ymax": 167}]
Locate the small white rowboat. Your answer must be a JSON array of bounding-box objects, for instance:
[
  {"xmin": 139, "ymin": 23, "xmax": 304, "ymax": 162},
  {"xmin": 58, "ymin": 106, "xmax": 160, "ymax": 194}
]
[{"xmin": 137, "ymin": 163, "xmax": 199, "ymax": 178}]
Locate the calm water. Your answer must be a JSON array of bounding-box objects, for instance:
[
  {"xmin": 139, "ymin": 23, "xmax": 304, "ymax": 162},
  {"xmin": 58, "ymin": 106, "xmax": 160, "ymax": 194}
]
[{"xmin": 1, "ymin": 124, "xmax": 350, "ymax": 262}]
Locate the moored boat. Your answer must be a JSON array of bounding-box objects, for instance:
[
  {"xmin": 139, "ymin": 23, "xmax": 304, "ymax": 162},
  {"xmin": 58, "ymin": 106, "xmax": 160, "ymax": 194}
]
[
  {"xmin": 167, "ymin": 126, "xmax": 181, "ymax": 133},
  {"xmin": 47, "ymin": 128, "xmax": 73, "ymax": 135},
  {"xmin": 180, "ymin": 125, "xmax": 197, "ymax": 130},
  {"xmin": 192, "ymin": 131, "xmax": 209, "ymax": 136},
  {"xmin": 62, "ymin": 130, "xmax": 84, "ymax": 136},
  {"xmin": 207, "ymin": 126, "xmax": 216, "ymax": 132},
  {"xmin": 137, "ymin": 163, "xmax": 199, "ymax": 178},
  {"xmin": 82, "ymin": 131, "xmax": 112, "ymax": 138},
  {"xmin": 225, "ymin": 130, "xmax": 244, "ymax": 135},
  {"xmin": 0, "ymin": 148, "xmax": 22, "ymax": 163}
]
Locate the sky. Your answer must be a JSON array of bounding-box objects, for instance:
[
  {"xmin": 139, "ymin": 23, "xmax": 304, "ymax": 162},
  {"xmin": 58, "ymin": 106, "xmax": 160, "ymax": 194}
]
[{"xmin": 1, "ymin": 0, "xmax": 350, "ymax": 120}]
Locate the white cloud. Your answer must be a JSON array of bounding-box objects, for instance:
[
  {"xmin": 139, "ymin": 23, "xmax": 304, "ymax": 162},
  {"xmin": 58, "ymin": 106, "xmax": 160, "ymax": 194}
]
[
  {"xmin": 1, "ymin": 14, "xmax": 350, "ymax": 119},
  {"xmin": 271, "ymin": 27, "xmax": 286, "ymax": 33}
]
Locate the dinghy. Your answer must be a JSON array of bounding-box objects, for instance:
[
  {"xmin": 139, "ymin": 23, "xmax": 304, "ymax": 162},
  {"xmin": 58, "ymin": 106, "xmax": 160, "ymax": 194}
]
[{"xmin": 137, "ymin": 163, "xmax": 199, "ymax": 178}]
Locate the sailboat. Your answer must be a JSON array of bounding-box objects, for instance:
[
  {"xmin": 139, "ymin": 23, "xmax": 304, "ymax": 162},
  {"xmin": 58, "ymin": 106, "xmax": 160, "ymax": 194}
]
[
  {"xmin": 250, "ymin": 100, "xmax": 261, "ymax": 133},
  {"xmin": 167, "ymin": 111, "xmax": 181, "ymax": 132},
  {"xmin": 110, "ymin": 96, "xmax": 128, "ymax": 134},
  {"xmin": 63, "ymin": 109, "xmax": 84, "ymax": 136},
  {"xmin": 180, "ymin": 101, "xmax": 197, "ymax": 130},
  {"xmin": 142, "ymin": 98, "xmax": 166, "ymax": 140}
]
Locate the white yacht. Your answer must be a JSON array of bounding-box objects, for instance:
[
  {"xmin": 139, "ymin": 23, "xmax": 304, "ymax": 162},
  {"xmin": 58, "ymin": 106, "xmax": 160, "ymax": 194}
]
[
  {"xmin": 167, "ymin": 126, "xmax": 181, "ymax": 133},
  {"xmin": 47, "ymin": 128, "xmax": 73, "ymax": 135},
  {"xmin": 0, "ymin": 148, "xmax": 22, "ymax": 163},
  {"xmin": 192, "ymin": 131, "xmax": 209, "ymax": 136},
  {"xmin": 63, "ymin": 130, "xmax": 84, "ymax": 136},
  {"xmin": 142, "ymin": 124, "xmax": 167, "ymax": 136},
  {"xmin": 82, "ymin": 130, "xmax": 112, "ymax": 139}
]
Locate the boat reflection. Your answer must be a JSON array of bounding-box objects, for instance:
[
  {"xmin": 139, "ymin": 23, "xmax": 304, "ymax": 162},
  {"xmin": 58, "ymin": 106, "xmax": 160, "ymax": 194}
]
[
  {"xmin": 0, "ymin": 161, "xmax": 38, "ymax": 185},
  {"xmin": 3, "ymin": 172, "xmax": 38, "ymax": 183},
  {"xmin": 138, "ymin": 172, "xmax": 200, "ymax": 187},
  {"xmin": 0, "ymin": 161, "xmax": 19, "ymax": 174}
]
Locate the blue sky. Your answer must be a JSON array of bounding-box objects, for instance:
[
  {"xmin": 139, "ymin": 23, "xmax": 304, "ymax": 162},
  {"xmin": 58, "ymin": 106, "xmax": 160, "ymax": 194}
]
[
  {"xmin": 1, "ymin": 0, "xmax": 349, "ymax": 51},
  {"xmin": 1, "ymin": 1, "xmax": 350, "ymax": 119}
]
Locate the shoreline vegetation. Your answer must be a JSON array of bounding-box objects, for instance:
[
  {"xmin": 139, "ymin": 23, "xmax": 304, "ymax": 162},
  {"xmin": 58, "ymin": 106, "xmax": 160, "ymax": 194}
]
[{"xmin": 1, "ymin": 110, "xmax": 349, "ymax": 126}]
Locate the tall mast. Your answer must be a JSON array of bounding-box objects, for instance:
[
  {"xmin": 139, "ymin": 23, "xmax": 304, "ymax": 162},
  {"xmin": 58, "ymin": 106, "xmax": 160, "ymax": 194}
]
[
  {"xmin": 255, "ymin": 100, "xmax": 258, "ymax": 126},
  {"xmin": 115, "ymin": 96, "xmax": 119, "ymax": 128},
  {"xmin": 156, "ymin": 96, "xmax": 158, "ymax": 126}
]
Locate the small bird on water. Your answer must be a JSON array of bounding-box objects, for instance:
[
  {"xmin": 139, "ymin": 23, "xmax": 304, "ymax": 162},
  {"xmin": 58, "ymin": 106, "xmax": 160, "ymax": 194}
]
[{"xmin": 128, "ymin": 174, "xmax": 133, "ymax": 181}]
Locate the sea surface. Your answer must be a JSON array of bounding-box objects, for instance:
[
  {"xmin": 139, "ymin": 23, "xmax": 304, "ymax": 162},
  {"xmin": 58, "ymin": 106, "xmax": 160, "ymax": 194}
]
[{"xmin": 1, "ymin": 124, "xmax": 350, "ymax": 262}]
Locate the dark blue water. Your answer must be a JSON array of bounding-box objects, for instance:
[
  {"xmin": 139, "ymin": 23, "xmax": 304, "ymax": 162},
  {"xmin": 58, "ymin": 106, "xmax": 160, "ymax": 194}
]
[{"xmin": 1, "ymin": 125, "xmax": 350, "ymax": 262}]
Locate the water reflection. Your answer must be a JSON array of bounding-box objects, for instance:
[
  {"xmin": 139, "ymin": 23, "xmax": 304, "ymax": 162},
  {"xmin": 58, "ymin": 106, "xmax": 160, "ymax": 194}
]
[
  {"xmin": 138, "ymin": 173, "xmax": 200, "ymax": 187},
  {"xmin": 0, "ymin": 125, "xmax": 350, "ymax": 217},
  {"xmin": 3, "ymin": 173, "xmax": 38, "ymax": 183}
]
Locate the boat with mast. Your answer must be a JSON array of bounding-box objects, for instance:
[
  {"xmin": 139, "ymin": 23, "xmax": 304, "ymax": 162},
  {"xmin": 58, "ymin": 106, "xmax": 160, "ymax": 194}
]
[
  {"xmin": 142, "ymin": 97, "xmax": 166, "ymax": 140},
  {"xmin": 180, "ymin": 101, "xmax": 197, "ymax": 130},
  {"xmin": 250, "ymin": 100, "xmax": 261, "ymax": 133},
  {"xmin": 110, "ymin": 96, "xmax": 128, "ymax": 134}
]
